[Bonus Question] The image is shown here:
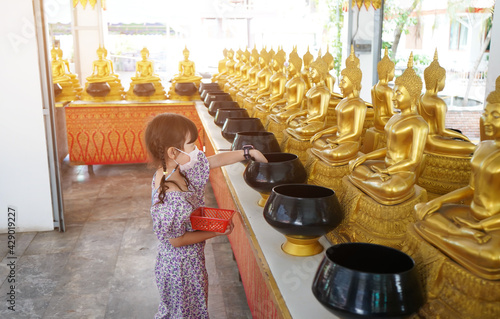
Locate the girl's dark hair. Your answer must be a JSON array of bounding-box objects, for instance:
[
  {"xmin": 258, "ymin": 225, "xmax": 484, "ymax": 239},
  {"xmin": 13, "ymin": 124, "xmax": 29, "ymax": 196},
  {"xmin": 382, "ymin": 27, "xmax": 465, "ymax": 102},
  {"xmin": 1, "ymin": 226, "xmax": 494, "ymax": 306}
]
[{"xmin": 145, "ymin": 113, "xmax": 199, "ymax": 204}]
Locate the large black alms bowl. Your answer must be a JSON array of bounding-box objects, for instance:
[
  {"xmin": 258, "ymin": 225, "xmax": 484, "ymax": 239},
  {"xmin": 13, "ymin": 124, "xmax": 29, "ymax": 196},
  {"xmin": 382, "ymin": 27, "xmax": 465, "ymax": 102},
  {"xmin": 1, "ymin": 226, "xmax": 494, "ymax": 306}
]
[
  {"xmin": 221, "ymin": 117, "xmax": 265, "ymax": 142},
  {"xmin": 312, "ymin": 242, "xmax": 424, "ymax": 319},
  {"xmin": 214, "ymin": 108, "xmax": 249, "ymax": 127}
]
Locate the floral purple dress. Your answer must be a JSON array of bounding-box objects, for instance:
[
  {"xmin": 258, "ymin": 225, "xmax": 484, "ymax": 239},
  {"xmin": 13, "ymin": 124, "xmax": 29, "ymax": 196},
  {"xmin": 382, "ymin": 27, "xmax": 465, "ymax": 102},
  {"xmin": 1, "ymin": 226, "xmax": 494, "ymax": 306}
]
[{"xmin": 150, "ymin": 152, "xmax": 211, "ymax": 319}]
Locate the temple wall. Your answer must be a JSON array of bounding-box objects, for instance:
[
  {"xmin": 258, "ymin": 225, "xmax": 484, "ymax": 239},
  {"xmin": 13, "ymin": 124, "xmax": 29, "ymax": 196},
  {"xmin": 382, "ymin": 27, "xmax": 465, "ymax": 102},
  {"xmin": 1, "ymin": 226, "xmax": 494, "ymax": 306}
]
[{"xmin": 0, "ymin": 0, "xmax": 54, "ymax": 233}]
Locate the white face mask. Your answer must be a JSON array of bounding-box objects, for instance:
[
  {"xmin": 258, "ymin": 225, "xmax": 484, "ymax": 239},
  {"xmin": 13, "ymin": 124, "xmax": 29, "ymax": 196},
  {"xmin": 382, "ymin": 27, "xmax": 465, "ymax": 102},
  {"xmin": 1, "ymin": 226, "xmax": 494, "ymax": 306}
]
[{"xmin": 175, "ymin": 146, "xmax": 201, "ymax": 171}]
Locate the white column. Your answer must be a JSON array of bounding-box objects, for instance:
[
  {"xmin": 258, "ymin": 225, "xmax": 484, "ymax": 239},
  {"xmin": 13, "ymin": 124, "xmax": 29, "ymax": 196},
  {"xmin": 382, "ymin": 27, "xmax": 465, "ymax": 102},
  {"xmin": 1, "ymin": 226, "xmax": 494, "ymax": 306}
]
[
  {"xmin": 72, "ymin": 1, "xmax": 105, "ymax": 84},
  {"xmin": 485, "ymin": 7, "xmax": 500, "ymax": 100}
]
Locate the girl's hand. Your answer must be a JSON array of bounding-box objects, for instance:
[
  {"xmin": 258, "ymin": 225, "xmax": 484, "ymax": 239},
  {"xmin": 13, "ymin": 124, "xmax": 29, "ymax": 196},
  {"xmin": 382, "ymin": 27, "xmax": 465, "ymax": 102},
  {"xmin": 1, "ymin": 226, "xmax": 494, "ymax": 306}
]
[
  {"xmin": 217, "ymin": 220, "xmax": 234, "ymax": 236},
  {"xmin": 250, "ymin": 149, "xmax": 268, "ymax": 163}
]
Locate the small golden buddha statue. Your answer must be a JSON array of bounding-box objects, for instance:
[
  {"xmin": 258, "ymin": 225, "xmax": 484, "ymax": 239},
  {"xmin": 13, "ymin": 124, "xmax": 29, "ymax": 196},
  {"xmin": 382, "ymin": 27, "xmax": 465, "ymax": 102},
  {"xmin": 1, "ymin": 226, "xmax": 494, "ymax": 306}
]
[
  {"xmin": 308, "ymin": 48, "xmax": 366, "ymax": 166},
  {"xmin": 242, "ymin": 48, "xmax": 273, "ymax": 113},
  {"xmin": 228, "ymin": 49, "xmax": 251, "ymax": 97},
  {"xmin": 235, "ymin": 46, "xmax": 260, "ymax": 105},
  {"xmin": 419, "ymin": 49, "xmax": 476, "ymax": 156},
  {"xmin": 322, "ymin": 47, "xmax": 339, "ymax": 98},
  {"xmin": 50, "ymin": 45, "xmax": 78, "ymax": 102},
  {"xmin": 126, "ymin": 47, "xmax": 166, "ymax": 101},
  {"xmin": 252, "ymin": 47, "xmax": 288, "ymax": 120},
  {"xmin": 301, "ymin": 47, "xmax": 314, "ymax": 91},
  {"xmin": 348, "ymin": 53, "xmax": 428, "ymax": 205},
  {"xmin": 361, "ymin": 48, "xmax": 395, "ymax": 153},
  {"xmin": 172, "ymin": 46, "xmax": 202, "ymax": 84},
  {"xmin": 284, "ymin": 55, "xmax": 331, "ymax": 141},
  {"xmin": 211, "ymin": 48, "xmax": 228, "ymax": 82},
  {"xmin": 55, "ymin": 46, "xmax": 83, "ymax": 95},
  {"xmin": 224, "ymin": 48, "xmax": 244, "ymax": 92},
  {"xmin": 217, "ymin": 49, "xmax": 236, "ymax": 88},
  {"xmin": 81, "ymin": 46, "xmax": 124, "ymax": 101},
  {"xmin": 414, "ymin": 78, "xmax": 500, "ymax": 280},
  {"xmin": 266, "ymin": 48, "xmax": 307, "ymax": 141}
]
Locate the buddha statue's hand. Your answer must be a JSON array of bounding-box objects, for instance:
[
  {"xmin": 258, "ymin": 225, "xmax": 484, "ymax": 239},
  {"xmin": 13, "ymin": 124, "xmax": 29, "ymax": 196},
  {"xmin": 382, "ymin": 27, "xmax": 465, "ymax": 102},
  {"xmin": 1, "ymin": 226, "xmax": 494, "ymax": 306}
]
[
  {"xmin": 310, "ymin": 132, "xmax": 323, "ymax": 143},
  {"xmin": 349, "ymin": 156, "xmax": 366, "ymax": 172},
  {"xmin": 415, "ymin": 200, "xmax": 441, "ymax": 221},
  {"xmin": 454, "ymin": 216, "xmax": 483, "ymax": 230},
  {"xmin": 286, "ymin": 115, "xmax": 297, "ymax": 125}
]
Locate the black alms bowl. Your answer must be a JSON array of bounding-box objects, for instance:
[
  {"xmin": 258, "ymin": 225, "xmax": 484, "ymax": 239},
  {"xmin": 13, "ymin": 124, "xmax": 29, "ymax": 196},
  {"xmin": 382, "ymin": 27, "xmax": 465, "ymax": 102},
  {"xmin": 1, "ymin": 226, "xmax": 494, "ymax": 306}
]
[
  {"xmin": 232, "ymin": 131, "xmax": 281, "ymax": 154},
  {"xmin": 243, "ymin": 153, "xmax": 305, "ymax": 194},
  {"xmin": 263, "ymin": 184, "xmax": 343, "ymax": 237},
  {"xmin": 204, "ymin": 92, "xmax": 232, "ymax": 107},
  {"xmin": 221, "ymin": 117, "xmax": 265, "ymax": 142},
  {"xmin": 214, "ymin": 108, "xmax": 249, "ymax": 127},
  {"xmin": 208, "ymin": 101, "xmax": 240, "ymax": 116},
  {"xmin": 199, "ymin": 82, "xmax": 220, "ymax": 94},
  {"xmin": 312, "ymin": 243, "xmax": 424, "ymax": 319}
]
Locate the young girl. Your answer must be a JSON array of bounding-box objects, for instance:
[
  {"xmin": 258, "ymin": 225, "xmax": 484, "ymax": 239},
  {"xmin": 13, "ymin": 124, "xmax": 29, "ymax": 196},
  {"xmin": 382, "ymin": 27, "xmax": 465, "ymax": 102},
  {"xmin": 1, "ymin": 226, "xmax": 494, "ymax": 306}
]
[{"xmin": 145, "ymin": 113, "xmax": 266, "ymax": 319}]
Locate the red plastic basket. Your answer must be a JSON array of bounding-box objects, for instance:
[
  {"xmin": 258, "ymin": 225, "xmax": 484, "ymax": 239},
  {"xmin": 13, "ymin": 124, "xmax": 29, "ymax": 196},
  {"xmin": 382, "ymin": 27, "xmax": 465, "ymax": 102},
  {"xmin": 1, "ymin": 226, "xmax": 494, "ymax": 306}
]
[{"xmin": 190, "ymin": 207, "xmax": 236, "ymax": 233}]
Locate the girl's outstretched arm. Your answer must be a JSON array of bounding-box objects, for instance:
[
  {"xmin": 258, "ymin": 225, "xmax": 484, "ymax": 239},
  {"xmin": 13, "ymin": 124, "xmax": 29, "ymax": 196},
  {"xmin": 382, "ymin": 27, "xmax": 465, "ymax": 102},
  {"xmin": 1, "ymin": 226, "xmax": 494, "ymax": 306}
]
[{"xmin": 208, "ymin": 149, "xmax": 267, "ymax": 169}]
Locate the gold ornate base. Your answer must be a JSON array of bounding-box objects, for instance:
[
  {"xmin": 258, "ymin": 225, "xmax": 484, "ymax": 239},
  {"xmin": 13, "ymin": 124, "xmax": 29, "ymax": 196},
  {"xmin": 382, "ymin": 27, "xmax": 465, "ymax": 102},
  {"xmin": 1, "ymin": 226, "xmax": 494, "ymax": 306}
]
[
  {"xmin": 266, "ymin": 120, "xmax": 287, "ymax": 144},
  {"xmin": 280, "ymin": 131, "xmax": 312, "ymax": 164},
  {"xmin": 327, "ymin": 177, "xmax": 427, "ymax": 250},
  {"xmin": 305, "ymin": 149, "xmax": 350, "ymax": 196},
  {"xmin": 253, "ymin": 106, "xmax": 269, "ymax": 124},
  {"xmin": 403, "ymin": 227, "xmax": 500, "ymax": 319},
  {"xmin": 54, "ymin": 81, "xmax": 78, "ymax": 102},
  {"xmin": 167, "ymin": 84, "xmax": 200, "ymax": 101},
  {"xmin": 417, "ymin": 152, "xmax": 471, "ymax": 200},
  {"xmin": 360, "ymin": 127, "xmax": 386, "ymax": 154},
  {"xmin": 258, "ymin": 193, "xmax": 269, "ymax": 207},
  {"xmin": 282, "ymin": 235, "xmax": 324, "ymax": 257}
]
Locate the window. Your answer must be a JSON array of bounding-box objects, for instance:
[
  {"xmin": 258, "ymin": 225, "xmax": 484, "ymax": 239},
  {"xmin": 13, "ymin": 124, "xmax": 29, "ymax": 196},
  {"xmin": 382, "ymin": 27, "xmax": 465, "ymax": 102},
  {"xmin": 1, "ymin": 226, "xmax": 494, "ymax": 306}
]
[{"xmin": 449, "ymin": 20, "xmax": 468, "ymax": 50}]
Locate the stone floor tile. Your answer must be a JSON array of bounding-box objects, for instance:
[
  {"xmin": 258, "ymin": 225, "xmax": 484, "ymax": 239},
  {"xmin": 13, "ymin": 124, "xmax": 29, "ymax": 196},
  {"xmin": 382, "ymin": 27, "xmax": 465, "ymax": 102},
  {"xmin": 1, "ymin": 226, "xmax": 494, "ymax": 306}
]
[
  {"xmin": 43, "ymin": 292, "xmax": 108, "ymax": 319},
  {"xmin": 0, "ymin": 297, "xmax": 51, "ymax": 319},
  {"xmin": 23, "ymin": 226, "xmax": 82, "ymax": 256},
  {"xmin": 73, "ymin": 219, "xmax": 127, "ymax": 252}
]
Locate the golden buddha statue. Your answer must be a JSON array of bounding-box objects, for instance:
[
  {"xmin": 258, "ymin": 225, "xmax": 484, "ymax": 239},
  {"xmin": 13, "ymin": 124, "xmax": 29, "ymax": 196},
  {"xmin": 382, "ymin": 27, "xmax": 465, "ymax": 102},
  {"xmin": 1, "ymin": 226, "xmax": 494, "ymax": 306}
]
[
  {"xmin": 361, "ymin": 48, "xmax": 395, "ymax": 153},
  {"xmin": 211, "ymin": 48, "xmax": 228, "ymax": 82},
  {"xmin": 235, "ymin": 46, "xmax": 260, "ymax": 105},
  {"xmin": 308, "ymin": 48, "xmax": 366, "ymax": 166},
  {"xmin": 217, "ymin": 49, "xmax": 236, "ymax": 88},
  {"xmin": 172, "ymin": 46, "xmax": 202, "ymax": 84},
  {"xmin": 322, "ymin": 47, "xmax": 340, "ymax": 99},
  {"xmin": 223, "ymin": 48, "xmax": 244, "ymax": 92},
  {"xmin": 126, "ymin": 47, "xmax": 166, "ymax": 101},
  {"xmin": 419, "ymin": 50, "xmax": 475, "ymax": 156},
  {"xmin": 266, "ymin": 48, "xmax": 307, "ymax": 142},
  {"xmin": 50, "ymin": 45, "xmax": 78, "ymax": 102},
  {"xmin": 81, "ymin": 46, "xmax": 124, "ymax": 101},
  {"xmin": 228, "ymin": 49, "xmax": 251, "ymax": 97},
  {"xmin": 251, "ymin": 47, "xmax": 288, "ymax": 120},
  {"xmin": 241, "ymin": 48, "xmax": 273, "ymax": 114},
  {"xmin": 416, "ymin": 50, "xmax": 475, "ymax": 199},
  {"xmin": 55, "ymin": 46, "xmax": 83, "ymax": 95},
  {"xmin": 284, "ymin": 55, "xmax": 331, "ymax": 141},
  {"xmin": 348, "ymin": 53, "xmax": 428, "ymax": 205},
  {"xmin": 301, "ymin": 47, "xmax": 314, "ymax": 91},
  {"xmin": 405, "ymin": 78, "xmax": 500, "ymax": 319}
]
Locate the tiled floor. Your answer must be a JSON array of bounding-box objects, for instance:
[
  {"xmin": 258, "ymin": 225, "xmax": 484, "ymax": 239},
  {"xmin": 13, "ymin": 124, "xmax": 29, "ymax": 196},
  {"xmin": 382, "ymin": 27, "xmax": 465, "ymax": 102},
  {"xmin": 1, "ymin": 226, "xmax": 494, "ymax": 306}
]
[{"xmin": 0, "ymin": 162, "xmax": 252, "ymax": 318}]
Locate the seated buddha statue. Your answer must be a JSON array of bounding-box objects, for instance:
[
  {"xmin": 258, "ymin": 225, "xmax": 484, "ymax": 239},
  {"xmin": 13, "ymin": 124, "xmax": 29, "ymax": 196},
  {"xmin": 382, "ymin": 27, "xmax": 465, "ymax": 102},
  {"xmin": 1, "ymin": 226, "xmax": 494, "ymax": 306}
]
[
  {"xmin": 361, "ymin": 48, "xmax": 395, "ymax": 153},
  {"xmin": 284, "ymin": 55, "xmax": 331, "ymax": 141},
  {"xmin": 268, "ymin": 47, "xmax": 306, "ymax": 119},
  {"xmin": 55, "ymin": 46, "xmax": 83, "ymax": 94},
  {"xmin": 419, "ymin": 49, "xmax": 476, "ymax": 157},
  {"xmin": 413, "ymin": 77, "xmax": 500, "ymax": 280},
  {"xmin": 228, "ymin": 49, "xmax": 251, "ymax": 96},
  {"xmin": 217, "ymin": 49, "xmax": 236, "ymax": 87},
  {"xmin": 50, "ymin": 45, "xmax": 79, "ymax": 102},
  {"xmin": 308, "ymin": 49, "xmax": 366, "ymax": 165},
  {"xmin": 348, "ymin": 53, "xmax": 428, "ymax": 205},
  {"xmin": 211, "ymin": 48, "xmax": 228, "ymax": 82},
  {"xmin": 86, "ymin": 46, "xmax": 120, "ymax": 83},
  {"xmin": 301, "ymin": 47, "xmax": 314, "ymax": 91},
  {"xmin": 224, "ymin": 48, "xmax": 244, "ymax": 92},
  {"xmin": 126, "ymin": 47, "xmax": 166, "ymax": 101},
  {"xmin": 82, "ymin": 46, "xmax": 124, "ymax": 101},
  {"xmin": 252, "ymin": 47, "xmax": 288, "ymax": 117},
  {"xmin": 242, "ymin": 48, "xmax": 273, "ymax": 112},
  {"xmin": 235, "ymin": 46, "xmax": 260, "ymax": 104},
  {"xmin": 172, "ymin": 46, "xmax": 202, "ymax": 84}
]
